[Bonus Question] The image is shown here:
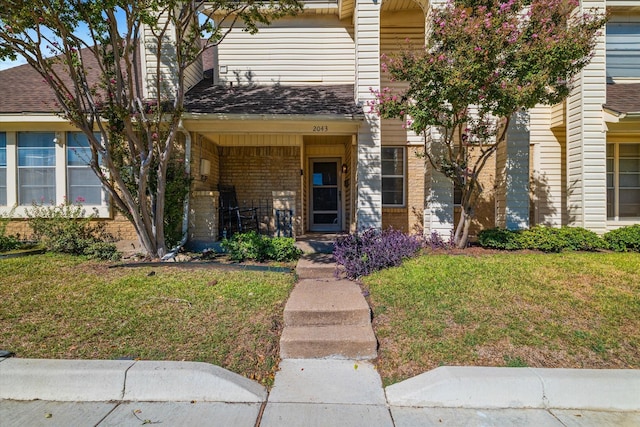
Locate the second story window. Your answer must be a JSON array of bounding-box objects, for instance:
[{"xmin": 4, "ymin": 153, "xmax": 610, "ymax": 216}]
[{"xmin": 607, "ymin": 22, "xmax": 640, "ymax": 79}]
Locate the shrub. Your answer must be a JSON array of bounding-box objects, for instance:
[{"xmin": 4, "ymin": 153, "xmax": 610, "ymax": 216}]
[
  {"xmin": 425, "ymin": 230, "xmax": 454, "ymax": 250},
  {"xmin": 516, "ymin": 226, "xmax": 567, "ymax": 252},
  {"xmin": 558, "ymin": 227, "xmax": 606, "ymax": 251},
  {"xmin": 604, "ymin": 225, "xmax": 640, "ymax": 252},
  {"xmin": 266, "ymin": 237, "xmax": 303, "ymax": 262},
  {"xmin": 478, "ymin": 226, "xmax": 607, "ymax": 252},
  {"xmin": 0, "ymin": 208, "xmax": 22, "ymax": 252},
  {"xmin": 478, "ymin": 228, "xmax": 522, "ymax": 250},
  {"xmin": 221, "ymin": 231, "xmax": 302, "ymax": 262},
  {"xmin": 333, "ymin": 228, "xmax": 423, "ymax": 279},
  {"xmin": 25, "ymin": 201, "xmax": 119, "ymax": 260},
  {"xmin": 83, "ymin": 242, "xmax": 121, "ymax": 261}
]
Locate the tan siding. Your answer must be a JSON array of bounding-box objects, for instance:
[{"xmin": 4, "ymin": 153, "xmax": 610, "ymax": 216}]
[
  {"xmin": 530, "ymin": 105, "xmax": 566, "ymax": 226},
  {"xmin": 215, "ymin": 134, "xmax": 300, "ymax": 147},
  {"xmin": 217, "ymin": 15, "xmax": 355, "ymax": 86},
  {"xmin": 141, "ymin": 19, "xmax": 179, "ymax": 99},
  {"xmin": 566, "ymin": 0, "xmax": 607, "ymax": 232},
  {"xmin": 184, "ymin": 58, "xmax": 203, "ymax": 92},
  {"xmin": 355, "ymin": 1, "xmax": 382, "ymax": 229}
]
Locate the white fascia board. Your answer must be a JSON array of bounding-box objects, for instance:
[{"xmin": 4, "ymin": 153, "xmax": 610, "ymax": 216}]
[
  {"xmin": 0, "ymin": 113, "xmax": 67, "ymax": 123},
  {"xmin": 603, "ymin": 108, "xmax": 623, "ymax": 123},
  {"xmin": 182, "ymin": 112, "xmax": 364, "ymax": 122}
]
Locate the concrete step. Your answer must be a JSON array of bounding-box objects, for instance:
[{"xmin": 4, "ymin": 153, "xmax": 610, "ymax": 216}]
[
  {"xmin": 284, "ymin": 279, "xmax": 371, "ymax": 327},
  {"xmin": 295, "ymin": 254, "xmax": 337, "ymax": 280},
  {"xmin": 280, "ymin": 325, "xmax": 378, "ymax": 359}
]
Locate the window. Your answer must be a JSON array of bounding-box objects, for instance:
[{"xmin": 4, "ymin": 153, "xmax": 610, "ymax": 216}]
[
  {"xmin": 382, "ymin": 147, "xmax": 405, "ymax": 206},
  {"xmin": 18, "ymin": 132, "xmax": 56, "ymax": 205},
  {"xmin": 606, "ymin": 22, "xmax": 640, "ymax": 79},
  {"xmin": 0, "ymin": 133, "xmax": 6, "ymax": 206},
  {"xmin": 67, "ymin": 132, "xmax": 103, "ymax": 205},
  {"xmin": 607, "ymin": 143, "xmax": 640, "ymax": 219},
  {"xmin": 454, "ymin": 182, "xmax": 462, "ymax": 206}
]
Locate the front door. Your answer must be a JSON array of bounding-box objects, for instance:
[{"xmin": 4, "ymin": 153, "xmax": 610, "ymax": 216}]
[{"xmin": 310, "ymin": 159, "xmax": 341, "ymax": 232}]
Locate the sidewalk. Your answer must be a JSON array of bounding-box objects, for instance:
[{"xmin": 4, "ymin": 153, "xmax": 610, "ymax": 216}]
[
  {"xmin": 1, "ymin": 250, "xmax": 639, "ymax": 426},
  {"xmin": 2, "ymin": 357, "xmax": 639, "ymax": 426}
]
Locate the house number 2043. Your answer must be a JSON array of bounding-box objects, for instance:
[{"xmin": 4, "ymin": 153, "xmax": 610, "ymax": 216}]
[{"xmin": 312, "ymin": 125, "xmax": 328, "ymax": 132}]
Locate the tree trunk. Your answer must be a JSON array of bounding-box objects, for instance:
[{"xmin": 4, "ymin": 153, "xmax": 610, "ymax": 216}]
[{"xmin": 453, "ymin": 207, "xmax": 472, "ymax": 249}]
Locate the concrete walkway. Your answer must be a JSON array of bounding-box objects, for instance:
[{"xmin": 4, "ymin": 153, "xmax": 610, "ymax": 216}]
[{"xmin": 1, "ymin": 250, "xmax": 640, "ymax": 426}]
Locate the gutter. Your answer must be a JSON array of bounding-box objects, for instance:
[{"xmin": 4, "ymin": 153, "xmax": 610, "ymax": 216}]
[
  {"xmin": 602, "ymin": 107, "xmax": 640, "ymax": 122},
  {"xmin": 182, "ymin": 112, "xmax": 365, "ymax": 122},
  {"xmin": 178, "ymin": 120, "xmax": 191, "ymax": 249}
]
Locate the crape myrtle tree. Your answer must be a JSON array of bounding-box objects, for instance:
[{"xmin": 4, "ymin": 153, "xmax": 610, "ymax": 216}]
[
  {"xmin": 370, "ymin": 0, "xmax": 606, "ymax": 248},
  {"xmin": 0, "ymin": 0, "xmax": 302, "ymax": 258}
]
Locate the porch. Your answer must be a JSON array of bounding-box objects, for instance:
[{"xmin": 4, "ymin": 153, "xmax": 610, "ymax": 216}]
[{"xmin": 186, "ymin": 133, "xmax": 357, "ymax": 250}]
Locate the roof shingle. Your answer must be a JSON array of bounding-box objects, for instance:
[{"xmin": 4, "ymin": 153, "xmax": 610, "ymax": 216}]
[
  {"xmin": 604, "ymin": 83, "xmax": 640, "ymax": 115},
  {"xmin": 184, "ymin": 77, "xmax": 363, "ymax": 117}
]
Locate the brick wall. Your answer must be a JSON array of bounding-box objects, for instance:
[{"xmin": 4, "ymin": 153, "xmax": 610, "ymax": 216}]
[
  {"xmin": 4, "ymin": 210, "xmax": 137, "ymax": 242},
  {"xmin": 191, "ymin": 136, "xmax": 220, "ymax": 192},
  {"xmin": 219, "ymin": 146, "xmax": 302, "ymax": 235},
  {"xmin": 381, "ymin": 146, "xmax": 425, "ymax": 234}
]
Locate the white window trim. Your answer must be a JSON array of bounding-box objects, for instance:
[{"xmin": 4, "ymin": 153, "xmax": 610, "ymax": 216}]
[
  {"xmin": 0, "ymin": 131, "xmax": 110, "ymax": 218},
  {"xmin": 381, "ymin": 146, "xmax": 406, "ymax": 208}
]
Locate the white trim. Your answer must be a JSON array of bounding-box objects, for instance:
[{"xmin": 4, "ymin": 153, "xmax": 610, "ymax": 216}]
[{"xmin": 0, "ymin": 130, "xmax": 111, "ymax": 219}]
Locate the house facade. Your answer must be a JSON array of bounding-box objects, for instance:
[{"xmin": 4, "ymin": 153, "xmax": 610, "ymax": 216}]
[{"xmin": 1, "ymin": 0, "xmax": 638, "ymax": 248}]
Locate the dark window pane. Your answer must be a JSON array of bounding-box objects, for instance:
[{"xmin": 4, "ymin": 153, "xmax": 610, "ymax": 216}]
[
  {"xmin": 607, "ymin": 189, "xmax": 615, "ymax": 218},
  {"xmin": 312, "ymin": 162, "xmax": 337, "ymax": 186},
  {"xmin": 314, "ymin": 213, "xmax": 338, "ymax": 225},
  {"xmin": 619, "ymin": 189, "xmax": 640, "ymax": 217},
  {"xmin": 313, "ymin": 188, "xmax": 338, "ymax": 211},
  {"xmin": 620, "ymin": 144, "xmax": 640, "ymax": 158},
  {"xmin": 382, "ymin": 177, "xmax": 403, "ymax": 205}
]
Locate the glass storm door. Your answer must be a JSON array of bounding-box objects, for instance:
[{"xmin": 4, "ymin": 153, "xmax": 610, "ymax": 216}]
[{"xmin": 310, "ymin": 160, "xmax": 340, "ymax": 232}]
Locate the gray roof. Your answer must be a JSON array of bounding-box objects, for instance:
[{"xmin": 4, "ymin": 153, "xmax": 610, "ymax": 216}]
[
  {"xmin": 184, "ymin": 77, "xmax": 363, "ymax": 117},
  {"xmin": 604, "ymin": 83, "xmax": 640, "ymax": 115}
]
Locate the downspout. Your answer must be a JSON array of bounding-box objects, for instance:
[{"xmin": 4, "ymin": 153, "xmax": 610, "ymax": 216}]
[
  {"xmin": 178, "ymin": 120, "xmax": 191, "ymax": 249},
  {"xmin": 163, "ymin": 119, "xmax": 191, "ymax": 260}
]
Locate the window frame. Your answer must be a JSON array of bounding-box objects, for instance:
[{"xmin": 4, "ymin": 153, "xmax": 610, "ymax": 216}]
[
  {"xmin": 381, "ymin": 146, "xmax": 406, "ymax": 207},
  {"xmin": 606, "ymin": 21, "xmax": 640, "ymax": 80},
  {"xmin": 66, "ymin": 132, "xmax": 105, "ymax": 206},
  {"xmin": 0, "ymin": 132, "xmax": 6, "ymax": 206},
  {"xmin": 607, "ymin": 142, "xmax": 640, "ymax": 221},
  {"xmin": 0, "ymin": 131, "xmax": 110, "ymax": 218},
  {"xmin": 17, "ymin": 131, "xmax": 57, "ymax": 206}
]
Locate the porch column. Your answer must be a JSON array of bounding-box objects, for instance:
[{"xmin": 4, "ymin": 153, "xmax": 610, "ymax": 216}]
[
  {"xmin": 355, "ymin": 0, "xmax": 382, "ymax": 231},
  {"xmin": 495, "ymin": 111, "xmax": 531, "ymax": 230},
  {"xmin": 188, "ymin": 190, "xmax": 219, "ymax": 250},
  {"xmin": 566, "ymin": 0, "xmax": 607, "ymax": 232}
]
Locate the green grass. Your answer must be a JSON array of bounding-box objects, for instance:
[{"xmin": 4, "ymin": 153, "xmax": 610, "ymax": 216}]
[
  {"xmin": 363, "ymin": 252, "xmax": 640, "ymax": 386},
  {"xmin": 0, "ymin": 254, "xmax": 295, "ymax": 386}
]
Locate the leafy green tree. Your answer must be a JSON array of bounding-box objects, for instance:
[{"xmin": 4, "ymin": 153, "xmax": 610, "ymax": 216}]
[
  {"xmin": 371, "ymin": 0, "xmax": 605, "ymax": 248},
  {"xmin": 0, "ymin": 0, "xmax": 301, "ymax": 258}
]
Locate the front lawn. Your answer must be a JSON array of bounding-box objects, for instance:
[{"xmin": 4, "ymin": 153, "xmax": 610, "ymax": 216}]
[
  {"xmin": 0, "ymin": 254, "xmax": 295, "ymax": 386},
  {"xmin": 364, "ymin": 252, "xmax": 640, "ymax": 385}
]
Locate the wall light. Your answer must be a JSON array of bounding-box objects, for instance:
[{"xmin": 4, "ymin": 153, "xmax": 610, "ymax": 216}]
[
  {"xmin": 342, "ymin": 163, "xmax": 348, "ymax": 174},
  {"xmin": 200, "ymin": 159, "xmax": 211, "ymax": 182}
]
